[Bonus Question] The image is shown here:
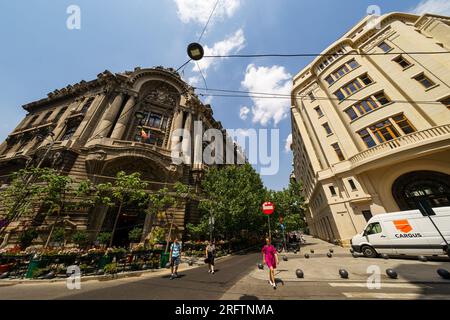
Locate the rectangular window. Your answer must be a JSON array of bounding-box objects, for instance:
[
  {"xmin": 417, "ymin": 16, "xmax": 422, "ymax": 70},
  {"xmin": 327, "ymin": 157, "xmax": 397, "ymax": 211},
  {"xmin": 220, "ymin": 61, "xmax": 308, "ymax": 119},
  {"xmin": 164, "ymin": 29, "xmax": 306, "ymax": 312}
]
[
  {"xmin": 61, "ymin": 124, "xmax": 78, "ymax": 141},
  {"xmin": 414, "ymin": 73, "xmax": 435, "ymax": 89},
  {"xmin": 308, "ymin": 92, "xmax": 315, "ymax": 101},
  {"xmin": 54, "ymin": 107, "xmax": 67, "ymax": 123},
  {"xmin": 378, "ymin": 41, "xmax": 392, "ymax": 52},
  {"xmin": 393, "ymin": 55, "xmax": 411, "ymax": 69},
  {"xmin": 374, "ymin": 92, "xmax": 391, "ymax": 105},
  {"xmin": 362, "ymin": 210, "xmax": 372, "ymax": 222},
  {"xmin": 325, "ymin": 75, "xmax": 334, "ymax": 85},
  {"xmin": 392, "ymin": 114, "xmax": 416, "ymax": 135},
  {"xmin": 358, "ymin": 129, "xmax": 376, "ymax": 148},
  {"xmin": 329, "ymin": 186, "xmax": 337, "ymax": 196},
  {"xmin": 323, "ymin": 122, "xmax": 332, "ymax": 135},
  {"xmin": 348, "ymin": 59, "xmax": 359, "ymax": 69},
  {"xmin": 348, "ymin": 179, "xmax": 357, "ymax": 191},
  {"xmin": 354, "ymin": 97, "xmax": 378, "ymax": 114},
  {"xmin": 370, "ymin": 119, "xmax": 400, "ymax": 143},
  {"xmin": 359, "ymin": 74, "xmax": 373, "ymax": 86},
  {"xmin": 81, "ymin": 97, "xmax": 95, "ymax": 114},
  {"xmin": 344, "ymin": 107, "xmax": 358, "ymax": 120},
  {"xmin": 41, "ymin": 111, "xmax": 53, "ymax": 124},
  {"xmin": 148, "ymin": 113, "xmax": 162, "ymax": 128},
  {"xmin": 334, "ymin": 90, "xmax": 345, "ymax": 101},
  {"xmin": 331, "ymin": 143, "xmax": 345, "ymax": 161},
  {"xmin": 314, "ymin": 106, "xmax": 324, "ymax": 117}
]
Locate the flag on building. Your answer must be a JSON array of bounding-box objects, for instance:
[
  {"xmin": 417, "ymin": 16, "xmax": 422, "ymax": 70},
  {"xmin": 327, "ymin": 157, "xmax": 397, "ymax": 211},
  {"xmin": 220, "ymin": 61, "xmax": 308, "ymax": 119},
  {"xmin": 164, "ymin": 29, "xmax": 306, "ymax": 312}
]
[{"xmin": 141, "ymin": 129, "xmax": 149, "ymax": 141}]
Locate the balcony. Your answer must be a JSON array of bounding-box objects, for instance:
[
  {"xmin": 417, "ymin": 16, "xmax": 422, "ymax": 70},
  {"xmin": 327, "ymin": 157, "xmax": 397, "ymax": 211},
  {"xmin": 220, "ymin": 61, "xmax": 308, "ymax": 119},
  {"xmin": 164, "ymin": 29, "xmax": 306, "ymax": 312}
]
[{"xmin": 349, "ymin": 124, "xmax": 450, "ymax": 168}]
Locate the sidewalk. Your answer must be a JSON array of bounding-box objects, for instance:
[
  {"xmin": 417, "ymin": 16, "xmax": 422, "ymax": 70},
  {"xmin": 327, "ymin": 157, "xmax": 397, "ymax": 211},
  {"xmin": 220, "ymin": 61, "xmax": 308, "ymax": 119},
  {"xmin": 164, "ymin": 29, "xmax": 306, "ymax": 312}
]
[
  {"xmin": 250, "ymin": 235, "xmax": 450, "ymax": 283},
  {"xmin": 0, "ymin": 253, "xmax": 235, "ymax": 286}
]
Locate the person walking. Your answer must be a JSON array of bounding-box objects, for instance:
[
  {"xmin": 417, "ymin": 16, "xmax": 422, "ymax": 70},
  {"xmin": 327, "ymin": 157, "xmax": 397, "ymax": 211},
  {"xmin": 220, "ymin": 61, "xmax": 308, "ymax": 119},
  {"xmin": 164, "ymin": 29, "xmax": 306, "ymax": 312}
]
[
  {"xmin": 205, "ymin": 241, "xmax": 216, "ymax": 274},
  {"xmin": 169, "ymin": 237, "xmax": 182, "ymax": 280},
  {"xmin": 262, "ymin": 237, "xmax": 279, "ymax": 289}
]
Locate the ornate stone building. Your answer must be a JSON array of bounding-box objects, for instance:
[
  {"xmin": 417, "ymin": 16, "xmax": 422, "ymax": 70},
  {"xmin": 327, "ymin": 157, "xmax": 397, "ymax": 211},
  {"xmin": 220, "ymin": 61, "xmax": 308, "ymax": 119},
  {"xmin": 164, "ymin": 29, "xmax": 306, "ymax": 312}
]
[{"xmin": 0, "ymin": 66, "xmax": 244, "ymax": 247}]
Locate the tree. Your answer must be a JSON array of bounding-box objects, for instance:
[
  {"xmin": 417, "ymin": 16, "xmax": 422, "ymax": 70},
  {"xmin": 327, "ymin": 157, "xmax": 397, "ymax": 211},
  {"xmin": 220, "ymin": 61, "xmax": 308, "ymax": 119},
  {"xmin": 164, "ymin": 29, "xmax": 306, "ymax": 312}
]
[
  {"xmin": 96, "ymin": 171, "xmax": 148, "ymax": 248},
  {"xmin": 147, "ymin": 182, "xmax": 190, "ymax": 253},
  {"xmin": 198, "ymin": 164, "xmax": 266, "ymax": 241},
  {"xmin": 0, "ymin": 167, "xmax": 48, "ymax": 236},
  {"xmin": 268, "ymin": 179, "xmax": 307, "ymax": 235},
  {"xmin": 38, "ymin": 169, "xmax": 73, "ymax": 247}
]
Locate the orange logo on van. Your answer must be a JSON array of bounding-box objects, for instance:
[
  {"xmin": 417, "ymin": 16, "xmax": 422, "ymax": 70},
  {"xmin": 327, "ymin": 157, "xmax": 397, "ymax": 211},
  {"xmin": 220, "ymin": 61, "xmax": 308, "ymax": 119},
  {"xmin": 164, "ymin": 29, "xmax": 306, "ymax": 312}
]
[{"xmin": 394, "ymin": 219, "xmax": 412, "ymax": 233}]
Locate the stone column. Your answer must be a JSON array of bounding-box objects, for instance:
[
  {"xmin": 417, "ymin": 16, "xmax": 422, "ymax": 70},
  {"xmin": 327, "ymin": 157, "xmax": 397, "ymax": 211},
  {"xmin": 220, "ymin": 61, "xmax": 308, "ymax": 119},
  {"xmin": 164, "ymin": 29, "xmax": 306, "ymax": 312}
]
[
  {"xmin": 193, "ymin": 116, "xmax": 203, "ymax": 169},
  {"xmin": 181, "ymin": 112, "xmax": 193, "ymax": 164},
  {"xmin": 110, "ymin": 95, "xmax": 136, "ymax": 140},
  {"xmin": 169, "ymin": 109, "xmax": 184, "ymax": 151},
  {"xmin": 93, "ymin": 92, "xmax": 125, "ymax": 138}
]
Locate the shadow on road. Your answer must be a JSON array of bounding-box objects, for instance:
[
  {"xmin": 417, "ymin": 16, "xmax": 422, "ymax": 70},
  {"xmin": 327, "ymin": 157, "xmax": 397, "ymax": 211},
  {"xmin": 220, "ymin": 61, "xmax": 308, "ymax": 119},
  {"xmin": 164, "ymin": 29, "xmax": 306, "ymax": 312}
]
[{"xmin": 239, "ymin": 294, "xmax": 259, "ymax": 300}]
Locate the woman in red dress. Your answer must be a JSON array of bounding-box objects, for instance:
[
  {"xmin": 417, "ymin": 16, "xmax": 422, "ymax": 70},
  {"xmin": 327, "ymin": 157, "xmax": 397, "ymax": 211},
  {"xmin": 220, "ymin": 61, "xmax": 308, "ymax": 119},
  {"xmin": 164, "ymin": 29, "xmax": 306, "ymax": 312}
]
[{"xmin": 261, "ymin": 237, "xmax": 279, "ymax": 289}]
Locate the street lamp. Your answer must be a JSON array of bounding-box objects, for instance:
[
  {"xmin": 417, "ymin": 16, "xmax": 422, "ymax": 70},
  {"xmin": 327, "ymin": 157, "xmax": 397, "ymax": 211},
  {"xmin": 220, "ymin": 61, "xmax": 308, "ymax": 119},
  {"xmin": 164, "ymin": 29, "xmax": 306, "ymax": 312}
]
[
  {"xmin": 135, "ymin": 111, "xmax": 145, "ymax": 121},
  {"xmin": 187, "ymin": 43, "xmax": 204, "ymax": 61}
]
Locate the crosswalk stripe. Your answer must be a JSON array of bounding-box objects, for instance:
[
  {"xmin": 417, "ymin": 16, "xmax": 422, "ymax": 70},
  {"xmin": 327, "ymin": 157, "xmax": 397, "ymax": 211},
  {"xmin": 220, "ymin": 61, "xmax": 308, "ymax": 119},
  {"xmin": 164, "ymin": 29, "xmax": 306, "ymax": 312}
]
[
  {"xmin": 329, "ymin": 283, "xmax": 430, "ymax": 289},
  {"xmin": 343, "ymin": 292, "xmax": 450, "ymax": 299}
]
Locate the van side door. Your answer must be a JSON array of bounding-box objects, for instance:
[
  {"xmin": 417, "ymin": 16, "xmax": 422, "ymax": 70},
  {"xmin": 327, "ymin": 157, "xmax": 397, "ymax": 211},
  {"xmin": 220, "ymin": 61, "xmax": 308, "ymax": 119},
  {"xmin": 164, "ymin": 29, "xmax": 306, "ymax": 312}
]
[{"xmin": 364, "ymin": 222, "xmax": 394, "ymax": 254}]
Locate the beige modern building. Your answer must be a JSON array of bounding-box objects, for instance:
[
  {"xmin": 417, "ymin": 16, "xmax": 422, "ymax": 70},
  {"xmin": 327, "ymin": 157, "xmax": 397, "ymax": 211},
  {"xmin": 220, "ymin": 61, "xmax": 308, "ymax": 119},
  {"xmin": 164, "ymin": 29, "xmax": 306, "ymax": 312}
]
[
  {"xmin": 290, "ymin": 13, "xmax": 450, "ymax": 245},
  {"xmin": 0, "ymin": 66, "xmax": 243, "ymax": 247}
]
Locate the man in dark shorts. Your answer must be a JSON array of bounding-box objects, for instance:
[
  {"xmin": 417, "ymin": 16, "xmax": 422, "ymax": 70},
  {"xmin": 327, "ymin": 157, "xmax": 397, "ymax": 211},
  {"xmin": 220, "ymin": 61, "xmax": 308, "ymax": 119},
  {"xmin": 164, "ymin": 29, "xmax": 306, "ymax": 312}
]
[{"xmin": 170, "ymin": 238, "xmax": 181, "ymax": 280}]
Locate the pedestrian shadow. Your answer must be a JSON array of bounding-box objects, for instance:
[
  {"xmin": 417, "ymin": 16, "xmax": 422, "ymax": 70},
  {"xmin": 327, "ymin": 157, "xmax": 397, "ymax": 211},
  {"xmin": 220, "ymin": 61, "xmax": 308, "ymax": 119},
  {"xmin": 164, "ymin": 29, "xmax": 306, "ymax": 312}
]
[
  {"xmin": 161, "ymin": 274, "xmax": 187, "ymax": 279},
  {"xmin": 274, "ymin": 278, "xmax": 284, "ymax": 286},
  {"xmin": 239, "ymin": 295, "xmax": 259, "ymax": 300}
]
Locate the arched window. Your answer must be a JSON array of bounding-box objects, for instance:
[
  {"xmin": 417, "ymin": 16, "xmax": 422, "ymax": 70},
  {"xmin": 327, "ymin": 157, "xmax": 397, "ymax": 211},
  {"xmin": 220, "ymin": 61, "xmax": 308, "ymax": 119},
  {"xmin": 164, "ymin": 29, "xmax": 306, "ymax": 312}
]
[{"xmin": 392, "ymin": 171, "xmax": 450, "ymax": 210}]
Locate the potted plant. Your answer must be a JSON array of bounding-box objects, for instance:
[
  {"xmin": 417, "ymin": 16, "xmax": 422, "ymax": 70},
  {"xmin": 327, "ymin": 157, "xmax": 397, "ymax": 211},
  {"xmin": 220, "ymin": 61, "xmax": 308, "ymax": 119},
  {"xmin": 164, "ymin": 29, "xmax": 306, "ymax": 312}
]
[{"xmin": 72, "ymin": 231, "xmax": 88, "ymax": 248}]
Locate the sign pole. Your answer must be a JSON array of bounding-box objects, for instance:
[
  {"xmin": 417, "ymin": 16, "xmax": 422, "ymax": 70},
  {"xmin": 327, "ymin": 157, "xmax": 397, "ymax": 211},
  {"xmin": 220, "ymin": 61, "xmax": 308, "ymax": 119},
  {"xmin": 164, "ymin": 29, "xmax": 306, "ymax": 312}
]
[{"xmin": 268, "ymin": 215, "xmax": 271, "ymax": 240}]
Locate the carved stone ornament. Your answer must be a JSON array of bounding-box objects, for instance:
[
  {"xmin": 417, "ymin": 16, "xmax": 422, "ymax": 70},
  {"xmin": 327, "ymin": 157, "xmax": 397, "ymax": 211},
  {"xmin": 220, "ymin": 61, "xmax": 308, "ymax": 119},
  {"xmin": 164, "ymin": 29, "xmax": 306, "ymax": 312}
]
[{"xmin": 144, "ymin": 85, "xmax": 177, "ymax": 106}]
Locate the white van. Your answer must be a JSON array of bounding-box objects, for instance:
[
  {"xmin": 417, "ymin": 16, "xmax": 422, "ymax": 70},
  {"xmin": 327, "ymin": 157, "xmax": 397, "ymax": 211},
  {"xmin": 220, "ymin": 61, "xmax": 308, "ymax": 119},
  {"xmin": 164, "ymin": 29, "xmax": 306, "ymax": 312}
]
[{"xmin": 351, "ymin": 206, "xmax": 450, "ymax": 258}]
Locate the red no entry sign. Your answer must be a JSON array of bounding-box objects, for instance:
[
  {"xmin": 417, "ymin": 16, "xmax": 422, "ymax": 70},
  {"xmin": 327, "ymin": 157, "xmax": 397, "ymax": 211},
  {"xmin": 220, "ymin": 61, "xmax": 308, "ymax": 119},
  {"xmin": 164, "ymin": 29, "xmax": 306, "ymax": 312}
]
[{"xmin": 262, "ymin": 202, "xmax": 275, "ymax": 215}]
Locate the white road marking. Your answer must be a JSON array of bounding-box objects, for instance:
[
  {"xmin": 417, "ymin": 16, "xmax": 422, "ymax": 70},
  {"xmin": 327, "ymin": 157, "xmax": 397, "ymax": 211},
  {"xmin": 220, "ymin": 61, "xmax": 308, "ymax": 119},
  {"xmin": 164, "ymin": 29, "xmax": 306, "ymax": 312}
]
[
  {"xmin": 343, "ymin": 292, "xmax": 450, "ymax": 299},
  {"xmin": 329, "ymin": 282, "xmax": 430, "ymax": 289}
]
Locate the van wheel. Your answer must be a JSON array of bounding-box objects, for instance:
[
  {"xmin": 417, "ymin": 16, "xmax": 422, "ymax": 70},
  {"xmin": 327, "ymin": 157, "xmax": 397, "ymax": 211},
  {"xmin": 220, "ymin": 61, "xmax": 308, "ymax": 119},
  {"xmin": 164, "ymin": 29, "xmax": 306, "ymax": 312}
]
[{"xmin": 361, "ymin": 246, "xmax": 377, "ymax": 258}]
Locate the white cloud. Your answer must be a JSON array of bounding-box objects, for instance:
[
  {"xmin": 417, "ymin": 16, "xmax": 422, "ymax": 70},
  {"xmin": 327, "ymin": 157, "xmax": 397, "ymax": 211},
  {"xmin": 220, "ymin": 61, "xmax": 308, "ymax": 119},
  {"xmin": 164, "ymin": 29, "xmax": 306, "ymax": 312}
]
[
  {"xmin": 239, "ymin": 106, "xmax": 250, "ymax": 120},
  {"xmin": 192, "ymin": 28, "xmax": 246, "ymax": 79},
  {"xmin": 284, "ymin": 133, "xmax": 292, "ymax": 153},
  {"xmin": 174, "ymin": 0, "xmax": 241, "ymax": 24},
  {"xmin": 411, "ymin": 0, "xmax": 450, "ymax": 16},
  {"xmin": 241, "ymin": 64, "xmax": 292, "ymax": 126}
]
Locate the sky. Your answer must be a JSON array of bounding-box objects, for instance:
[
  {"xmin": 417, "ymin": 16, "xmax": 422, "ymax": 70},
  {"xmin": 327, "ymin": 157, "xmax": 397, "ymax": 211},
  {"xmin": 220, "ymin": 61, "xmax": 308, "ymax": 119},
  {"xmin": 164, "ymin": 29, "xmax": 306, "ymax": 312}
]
[{"xmin": 0, "ymin": 0, "xmax": 449, "ymax": 191}]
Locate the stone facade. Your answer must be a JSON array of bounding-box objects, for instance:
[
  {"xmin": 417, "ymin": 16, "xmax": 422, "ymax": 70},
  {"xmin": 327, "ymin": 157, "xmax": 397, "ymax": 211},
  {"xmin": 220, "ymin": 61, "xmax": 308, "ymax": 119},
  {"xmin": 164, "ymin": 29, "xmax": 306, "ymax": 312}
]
[
  {"xmin": 0, "ymin": 66, "xmax": 244, "ymax": 247},
  {"xmin": 290, "ymin": 13, "xmax": 450, "ymax": 245}
]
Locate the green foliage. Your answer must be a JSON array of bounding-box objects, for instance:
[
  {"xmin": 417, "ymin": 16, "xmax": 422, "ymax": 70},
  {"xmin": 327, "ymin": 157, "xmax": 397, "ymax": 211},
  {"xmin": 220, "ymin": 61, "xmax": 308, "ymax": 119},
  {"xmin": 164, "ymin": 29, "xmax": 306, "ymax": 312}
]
[
  {"xmin": 97, "ymin": 232, "xmax": 112, "ymax": 246},
  {"xmin": 19, "ymin": 229, "xmax": 38, "ymax": 249},
  {"xmin": 267, "ymin": 179, "xmax": 307, "ymax": 233},
  {"xmin": 51, "ymin": 227, "xmax": 65, "ymax": 243},
  {"xmin": 128, "ymin": 227, "xmax": 143, "ymax": 243},
  {"xmin": 72, "ymin": 231, "xmax": 88, "ymax": 246},
  {"xmin": 1, "ymin": 168, "xmax": 48, "ymax": 221},
  {"xmin": 198, "ymin": 164, "xmax": 267, "ymax": 240},
  {"xmin": 103, "ymin": 262, "xmax": 118, "ymax": 274},
  {"xmin": 185, "ymin": 223, "xmax": 208, "ymax": 241}
]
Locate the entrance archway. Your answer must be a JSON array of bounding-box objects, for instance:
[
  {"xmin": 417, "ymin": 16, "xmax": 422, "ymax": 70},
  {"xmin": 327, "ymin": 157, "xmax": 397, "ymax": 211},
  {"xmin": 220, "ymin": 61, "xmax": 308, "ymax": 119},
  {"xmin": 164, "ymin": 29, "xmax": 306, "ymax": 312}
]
[{"xmin": 392, "ymin": 171, "xmax": 450, "ymax": 210}]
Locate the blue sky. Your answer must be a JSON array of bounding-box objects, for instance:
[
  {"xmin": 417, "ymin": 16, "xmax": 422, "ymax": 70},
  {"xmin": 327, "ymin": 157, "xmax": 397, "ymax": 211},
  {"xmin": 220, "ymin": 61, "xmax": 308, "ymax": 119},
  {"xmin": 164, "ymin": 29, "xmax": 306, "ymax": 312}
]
[{"xmin": 0, "ymin": 0, "xmax": 448, "ymax": 190}]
